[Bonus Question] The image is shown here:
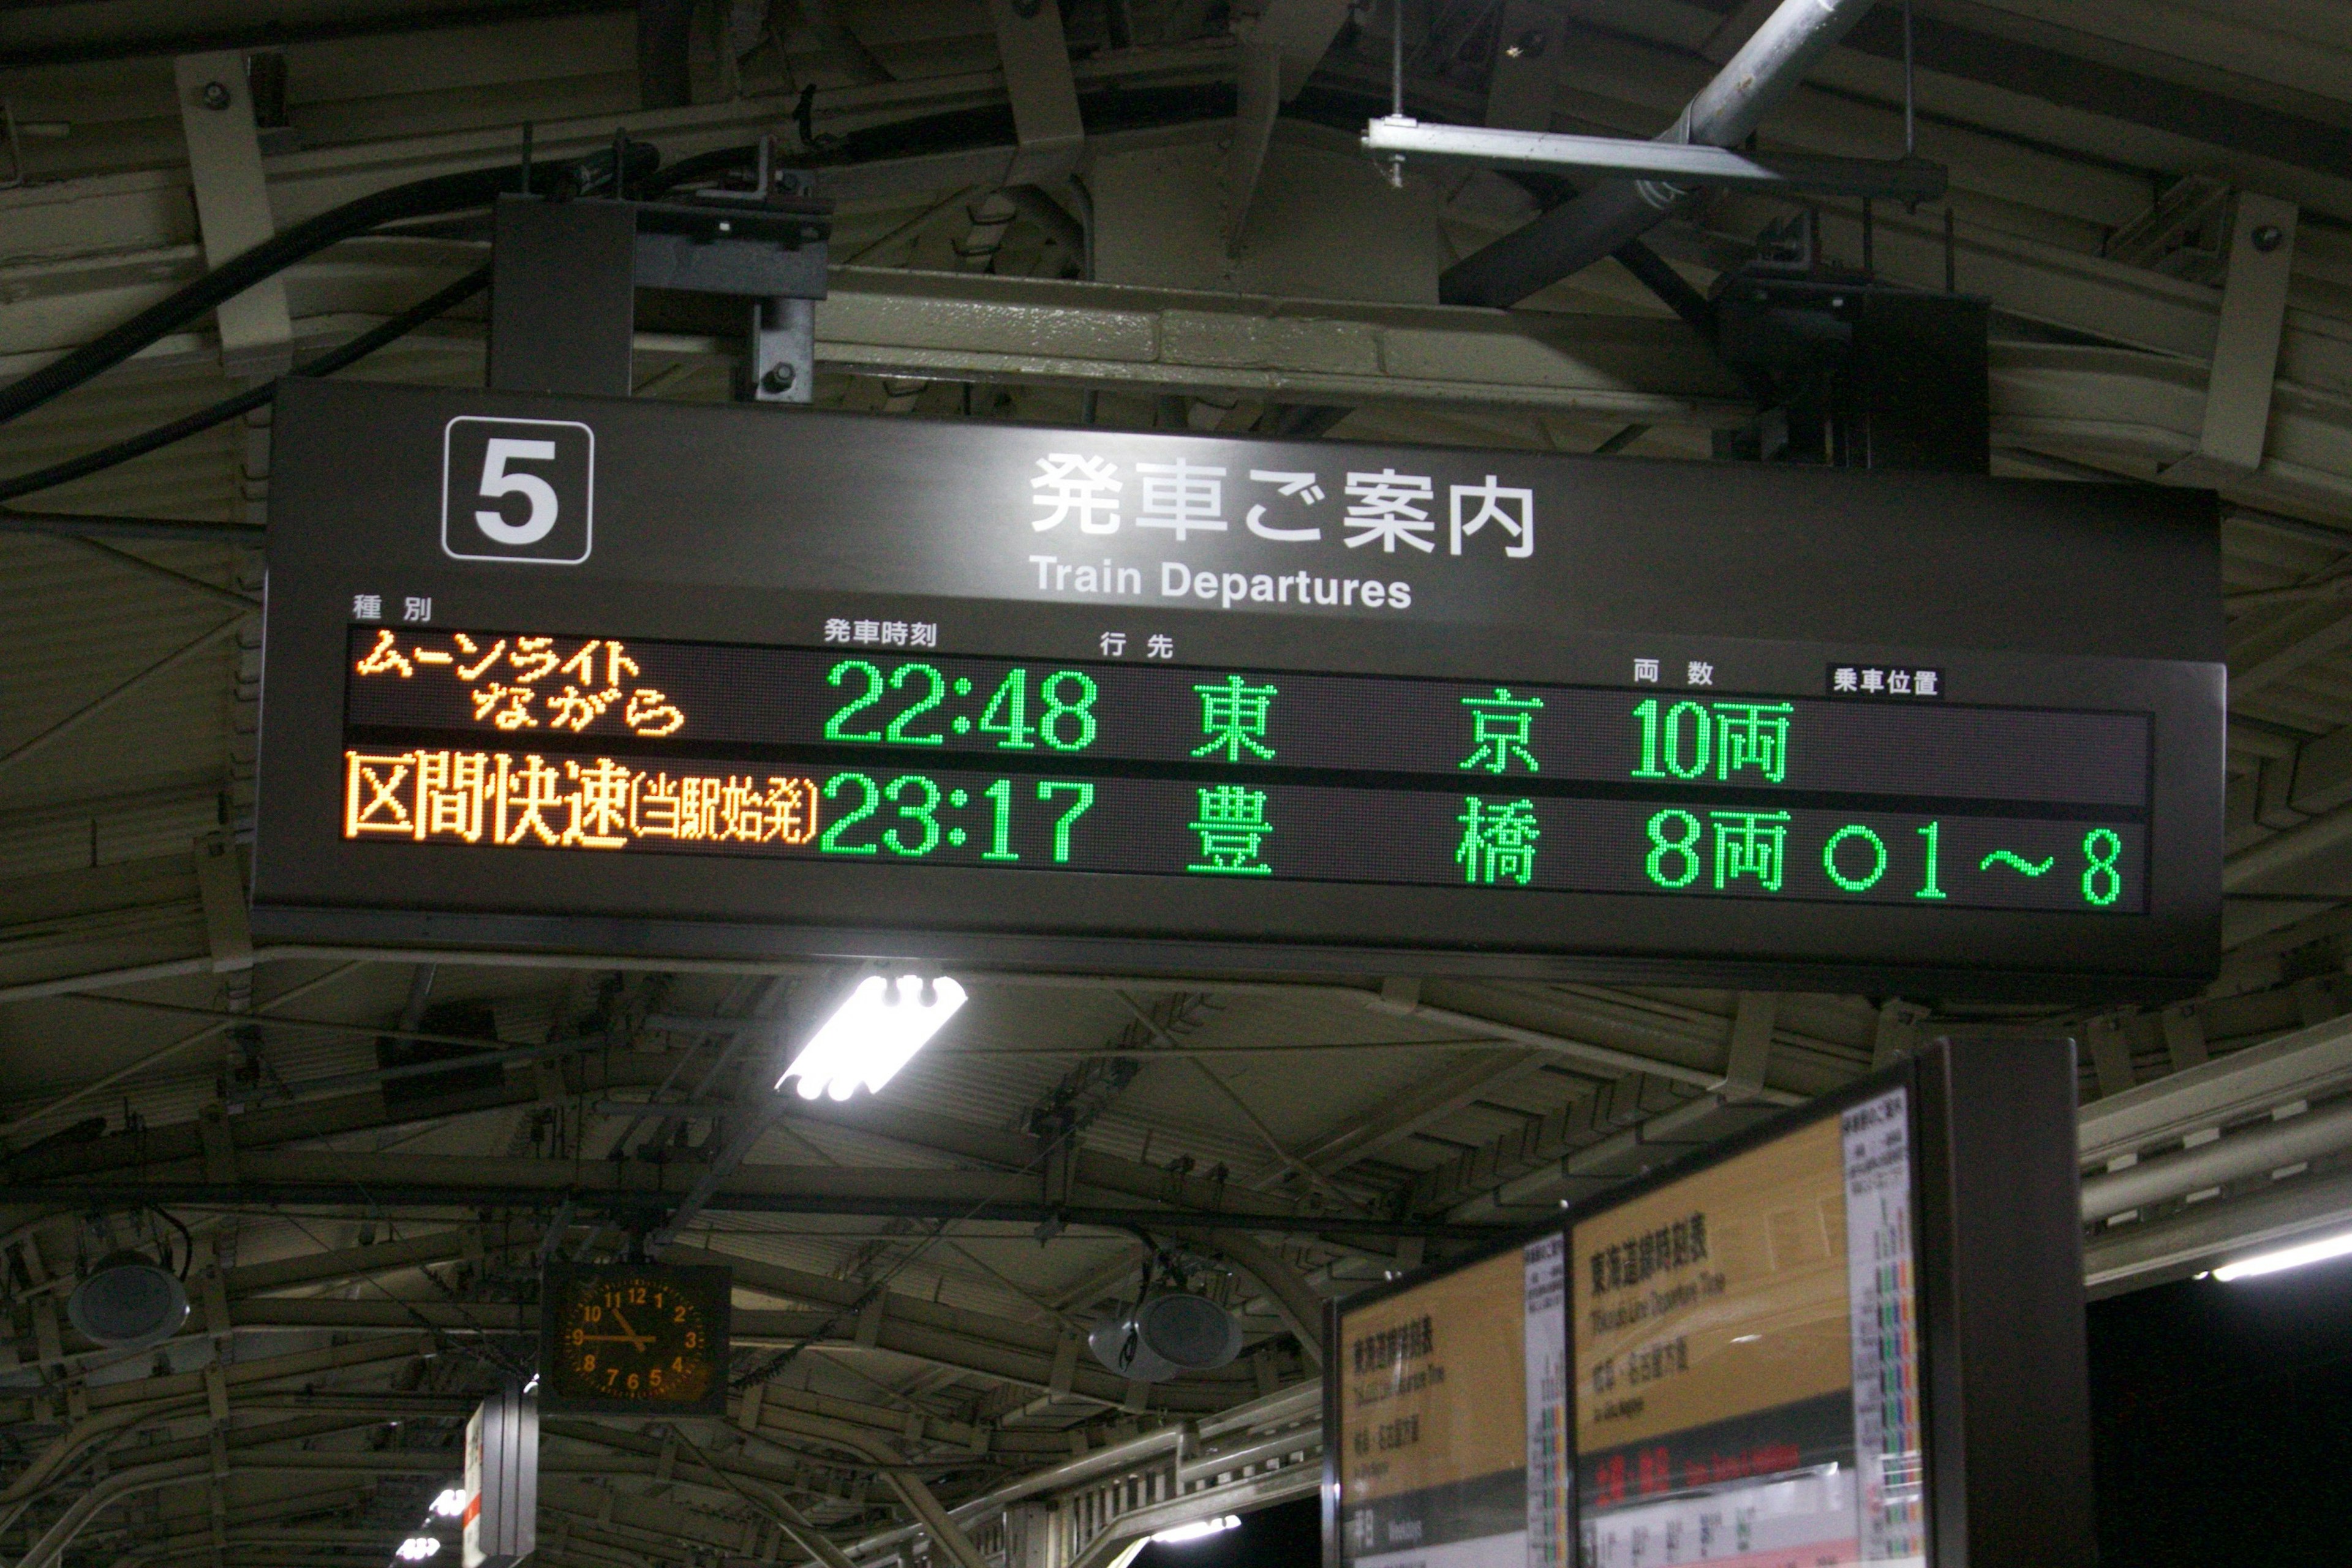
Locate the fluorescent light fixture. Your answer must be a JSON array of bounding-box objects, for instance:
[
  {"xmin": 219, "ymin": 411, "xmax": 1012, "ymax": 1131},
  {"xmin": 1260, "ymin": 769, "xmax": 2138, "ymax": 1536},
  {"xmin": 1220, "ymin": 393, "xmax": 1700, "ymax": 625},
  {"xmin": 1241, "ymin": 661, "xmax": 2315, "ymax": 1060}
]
[
  {"xmin": 2212, "ymin": 1227, "xmax": 2352, "ymax": 1281},
  {"xmin": 1149, "ymin": 1517, "xmax": 1241, "ymax": 1547},
  {"xmin": 522, "ymin": 1373, "xmax": 540, "ymax": 1393},
  {"xmin": 430, "ymin": 1490, "xmax": 467, "ymax": 1519},
  {"xmin": 1732, "ymin": 1334, "xmax": 1762, "ymax": 1344},
  {"xmin": 396, "ymin": 1539, "xmax": 442, "ymax": 1561},
  {"xmin": 777, "ymin": 976, "xmax": 967, "ymax": 1101}
]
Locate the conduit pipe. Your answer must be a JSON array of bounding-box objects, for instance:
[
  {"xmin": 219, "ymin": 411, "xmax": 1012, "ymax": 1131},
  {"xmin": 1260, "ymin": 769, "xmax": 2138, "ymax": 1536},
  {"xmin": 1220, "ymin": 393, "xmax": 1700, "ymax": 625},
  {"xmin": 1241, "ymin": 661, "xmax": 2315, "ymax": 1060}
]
[
  {"xmin": 2222, "ymin": 799, "xmax": 2352, "ymax": 890},
  {"xmin": 1175, "ymin": 1425, "xmax": 1323, "ymax": 1488},
  {"xmin": 16, "ymin": 1452, "xmax": 768, "ymax": 1568},
  {"xmin": 842, "ymin": 1382, "xmax": 1321, "ymax": 1562},
  {"xmin": 2081, "ymin": 1098, "xmax": 2352, "ymax": 1222},
  {"xmin": 1440, "ymin": 0, "xmax": 1884, "ymax": 307},
  {"xmin": 15, "ymin": 1460, "xmax": 217, "ymax": 1568},
  {"xmin": 842, "ymin": 1425, "xmax": 1189, "ymax": 1561}
]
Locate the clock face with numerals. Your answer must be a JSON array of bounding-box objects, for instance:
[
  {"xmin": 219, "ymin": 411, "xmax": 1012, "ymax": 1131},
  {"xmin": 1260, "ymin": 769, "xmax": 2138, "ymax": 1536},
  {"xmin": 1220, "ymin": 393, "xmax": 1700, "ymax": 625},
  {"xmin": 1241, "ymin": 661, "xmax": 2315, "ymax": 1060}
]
[{"xmin": 537, "ymin": 1262, "xmax": 731, "ymax": 1414}]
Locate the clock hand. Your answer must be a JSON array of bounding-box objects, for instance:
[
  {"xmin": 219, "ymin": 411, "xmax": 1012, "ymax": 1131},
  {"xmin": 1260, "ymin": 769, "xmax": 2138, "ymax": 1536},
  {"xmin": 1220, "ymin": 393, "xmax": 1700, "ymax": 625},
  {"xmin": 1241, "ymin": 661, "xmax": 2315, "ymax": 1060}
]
[{"xmin": 605, "ymin": 1305, "xmax": 652, "ymax": 1349}]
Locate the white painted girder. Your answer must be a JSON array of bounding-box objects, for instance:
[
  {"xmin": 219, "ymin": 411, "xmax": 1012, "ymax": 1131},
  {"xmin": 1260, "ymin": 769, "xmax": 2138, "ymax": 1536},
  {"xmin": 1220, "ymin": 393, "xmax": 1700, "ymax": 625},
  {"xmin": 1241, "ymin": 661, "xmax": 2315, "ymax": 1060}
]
[{"xmin": 10, "ymin": 266, "xmax": 2352, "ymax": 522}]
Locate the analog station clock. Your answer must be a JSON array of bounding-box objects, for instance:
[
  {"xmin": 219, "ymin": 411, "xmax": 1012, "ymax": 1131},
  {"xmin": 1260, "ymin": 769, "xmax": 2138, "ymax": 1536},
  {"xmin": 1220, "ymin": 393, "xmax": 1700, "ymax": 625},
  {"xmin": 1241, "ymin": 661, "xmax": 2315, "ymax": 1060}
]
[{"xmin": 537, "ymin": 1262, "xmax": 733, "ymax": 1414}]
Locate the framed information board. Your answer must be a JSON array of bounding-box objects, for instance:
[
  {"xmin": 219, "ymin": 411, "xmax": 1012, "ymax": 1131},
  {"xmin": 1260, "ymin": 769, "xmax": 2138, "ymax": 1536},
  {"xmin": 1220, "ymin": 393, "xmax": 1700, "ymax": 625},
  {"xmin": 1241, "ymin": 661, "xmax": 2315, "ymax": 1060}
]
[
  {"xmin": 255, "ymin": 379, "xmax": 2223, "ymax": 993},
  {"xmin": 1325, "ymin": 1036, "xmax": 2094, "ymax": 1568},
  {"xmin": 1329, "ymin": 1243, "xmax": 1569, "ymax": 1568}
]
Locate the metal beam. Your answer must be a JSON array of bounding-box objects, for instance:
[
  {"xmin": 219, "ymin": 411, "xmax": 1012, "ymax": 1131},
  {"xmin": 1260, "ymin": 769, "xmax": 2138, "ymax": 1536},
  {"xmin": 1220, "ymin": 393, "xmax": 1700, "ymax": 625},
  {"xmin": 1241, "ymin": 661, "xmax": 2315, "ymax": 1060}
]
[
  {"xmin": 2082, "ymin": 1097, "xmax": 2352, "ymax": 1221},
  {"xmin": 2078, "ymin": 1009, "xmax": 2352, "ymax": 1169},
  {"xmin": 1226, "ymin": 4, "xmax": 1283, "ymax": 257},
  {"xmin": 1363, "ymin": 985, "xmax": 1800, "ymax": 1102},
  {"xmin": 809, "ymin": 267, "xmax": 1747, "ymax": 420},
  {"xmin": 0, "ymin": 616, "xmax": 249, "ymax": 779},
  {"xmin": 1, "ymin": 1174, "xmax": 1496, "ymax": 1238},
  {"xmin": 41, "ymin": 534, "xmax": 262, "ymax": 610},
  {"xmin": 1363, "ymin": 121, "xmax": 1947, "ymax": 203},
  {"xmin": 172, "ymin": 51, "xmax": 291, "ymax": 375},
  {"xmin": 884, "ymin": 1472, "xmax": 992, "ymax": 1568},
  {"xmin": 1834, "ymin": 5, "xmax": 2352, "ymax": 184},
  {"xmin": 1439, "ymin": 0, "xmax": 1882, "ymax": 306},
  {"xmin": 5, "ymin": 1035, "xmax": 1439, "ymax": 1247},
  {"xmin": 2178, "ymin": 192, "xmax": 2300, "ymax": 479},
  {"xmin": 223, "ymin": 1229, "xmax": 472, "ymax": 1296},
  {"xmin": 1227, "ymin": 0, "xmax": 1354, "ymax": 252},
  {"xmin": 1717, "ymin": 992, "xmax": 1776, "ymax": 1099},
  {"xmin": 987, "ymin": 0, "xmax": 1082, "ymax": 186},
  {"xmin": 0, "ymin": 509, "xmax": 268, "ymax": 543},
  {"xmin": 1483, "ymin": 0, "xmax": 1559, "ymax": 131},
  {"xmin": 0, "ymin": 960, "xmax": 362, "ymax": 1140},
  {"xmin": 1289, "ymin": 1049, "xmax": 1546, "ymax": 1173},
  {"xmin": 2086, "ymin": 1163, "xmax": 2352, "ymax": 1294},
  {"xmin": 1431, "ymin": 1065, "xmax": 1792, "ymax": 1224},
  {"xmin": 2228, "ymin": 601, "xmax": 2352, "ymax": 701},
  {"xmin": 2223, "ymin": 799, "xmax": 2352, "ymax": 891}
]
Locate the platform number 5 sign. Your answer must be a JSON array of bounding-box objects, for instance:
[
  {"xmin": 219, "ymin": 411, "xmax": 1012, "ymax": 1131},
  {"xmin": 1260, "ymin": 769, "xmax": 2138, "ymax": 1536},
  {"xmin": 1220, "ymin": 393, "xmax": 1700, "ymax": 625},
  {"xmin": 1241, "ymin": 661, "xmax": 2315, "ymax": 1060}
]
[{"xmin": 442, "ymin": 416, "xmax": 595, "ymax": 565}]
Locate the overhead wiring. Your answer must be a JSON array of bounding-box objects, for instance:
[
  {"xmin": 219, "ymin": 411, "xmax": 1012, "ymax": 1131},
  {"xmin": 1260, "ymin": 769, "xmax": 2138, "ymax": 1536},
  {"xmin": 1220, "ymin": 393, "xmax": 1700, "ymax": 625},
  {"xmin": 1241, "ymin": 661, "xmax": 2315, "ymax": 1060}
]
[
  {"xmin": 0, "ymin": 263, "xmax": 492, "ymax": 504},
  {"xmin": 0, "ymin": 138, "xmax": 653, "ymax": 432}
]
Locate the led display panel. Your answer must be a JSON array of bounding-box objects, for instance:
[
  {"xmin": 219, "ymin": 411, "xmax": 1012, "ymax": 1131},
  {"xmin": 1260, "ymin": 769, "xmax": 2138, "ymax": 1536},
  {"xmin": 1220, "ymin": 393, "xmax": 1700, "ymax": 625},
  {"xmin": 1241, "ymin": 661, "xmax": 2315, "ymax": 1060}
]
[{"xmin": 255, "ymin": 379, "xmax": 2225, "ymax": 992}]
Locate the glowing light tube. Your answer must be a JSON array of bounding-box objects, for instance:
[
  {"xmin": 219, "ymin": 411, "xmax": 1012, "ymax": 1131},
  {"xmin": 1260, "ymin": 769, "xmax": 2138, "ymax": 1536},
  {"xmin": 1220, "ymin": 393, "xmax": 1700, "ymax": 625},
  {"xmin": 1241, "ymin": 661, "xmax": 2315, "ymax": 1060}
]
[
  {"xmin": 2212, "ymin": 1227, "xmax": 2352, "ymax": 1281},
  {"xmin": 777, "ymin": 976, "xmax": 967, "ymax": 1101},
  {"xmin": 1148, "ymin": 1517, "xmax": 1241, "ymax": 1547}
]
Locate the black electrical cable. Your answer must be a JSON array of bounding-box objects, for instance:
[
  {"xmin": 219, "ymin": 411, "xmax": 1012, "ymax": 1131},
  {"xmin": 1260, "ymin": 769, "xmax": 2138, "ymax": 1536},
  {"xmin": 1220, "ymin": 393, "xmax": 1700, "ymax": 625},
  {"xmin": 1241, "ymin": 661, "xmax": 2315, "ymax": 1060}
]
[
  {"xmin": 149, "ymin": 1204, "xmax": 195, "ymax": 1280},
  {"xmin": 642, "ymin": 141, "xmax": 760, "ymax": 197},
  {"xmin": 0, "ymin": 263, "xmax": 490, "ymax": 503},
  {"xmin": 0, "ymin": 139, "xmax": 654, "ymax": 431}
]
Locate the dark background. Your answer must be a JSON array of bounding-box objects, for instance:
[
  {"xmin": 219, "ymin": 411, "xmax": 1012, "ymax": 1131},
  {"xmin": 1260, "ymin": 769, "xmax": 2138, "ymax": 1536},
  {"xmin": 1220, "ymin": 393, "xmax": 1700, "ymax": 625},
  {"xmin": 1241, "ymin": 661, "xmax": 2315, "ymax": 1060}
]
[
  {"xmin": 2089, "ymin": 1259, "xmax": 2352, "ymax": 1564},
  {"xmin": 1134, "ymin": 1499, "xmax": 1321, "ymax": 1568}
]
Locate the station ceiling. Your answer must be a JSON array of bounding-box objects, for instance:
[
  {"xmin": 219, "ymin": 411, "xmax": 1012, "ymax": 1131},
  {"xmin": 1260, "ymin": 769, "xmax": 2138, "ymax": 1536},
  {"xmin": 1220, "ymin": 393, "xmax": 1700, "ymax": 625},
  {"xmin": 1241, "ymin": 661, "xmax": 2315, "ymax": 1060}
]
[{"xmin": 4, "ymin": 2, "xmax": 2352, "ymax": 1566}]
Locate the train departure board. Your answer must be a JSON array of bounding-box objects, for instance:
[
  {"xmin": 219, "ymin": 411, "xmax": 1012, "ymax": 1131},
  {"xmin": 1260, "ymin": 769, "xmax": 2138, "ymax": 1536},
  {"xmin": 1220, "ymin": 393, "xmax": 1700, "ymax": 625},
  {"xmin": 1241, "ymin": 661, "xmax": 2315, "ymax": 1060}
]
[{"xmin": 256, "ymin": 379, "xmax": 2225, "ymax": 993}]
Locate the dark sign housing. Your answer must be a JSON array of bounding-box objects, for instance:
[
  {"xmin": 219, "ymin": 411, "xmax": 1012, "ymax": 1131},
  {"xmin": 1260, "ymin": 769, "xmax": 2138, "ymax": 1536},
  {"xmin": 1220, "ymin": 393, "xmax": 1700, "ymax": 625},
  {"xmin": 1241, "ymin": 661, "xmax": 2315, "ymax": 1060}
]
[{"xmin": 255, "ymin": 379, "xmax": 2223, "ymax": 995}]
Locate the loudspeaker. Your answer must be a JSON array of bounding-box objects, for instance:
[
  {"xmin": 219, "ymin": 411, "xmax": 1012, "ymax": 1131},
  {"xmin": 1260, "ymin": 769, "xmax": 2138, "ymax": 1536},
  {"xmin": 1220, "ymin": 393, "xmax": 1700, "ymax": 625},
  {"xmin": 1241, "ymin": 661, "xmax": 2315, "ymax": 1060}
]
[
  {"xmin": 1087, "ymin": 1294, "xmax": 1243, "ymax": 1382},
  {"xmin": 67, "ymin": 1251, "xmax": 189, "ymax": 1349}
]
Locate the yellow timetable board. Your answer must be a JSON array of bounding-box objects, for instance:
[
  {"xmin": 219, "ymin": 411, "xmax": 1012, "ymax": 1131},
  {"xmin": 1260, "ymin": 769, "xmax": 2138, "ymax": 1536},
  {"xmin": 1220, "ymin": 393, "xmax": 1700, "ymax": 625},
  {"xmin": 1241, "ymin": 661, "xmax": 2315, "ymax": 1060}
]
[
  {"xmin": 1327, "ymin": 1041, "xmax": 2098, "ymax": 1568},
  {"xmin": 1335, "ymin": 1240, "xmax": 1569, "ymax": 1568},
  {"xmin": 1570, "ymin": 1088, "xmax": 1920, "ymax": 1568}
]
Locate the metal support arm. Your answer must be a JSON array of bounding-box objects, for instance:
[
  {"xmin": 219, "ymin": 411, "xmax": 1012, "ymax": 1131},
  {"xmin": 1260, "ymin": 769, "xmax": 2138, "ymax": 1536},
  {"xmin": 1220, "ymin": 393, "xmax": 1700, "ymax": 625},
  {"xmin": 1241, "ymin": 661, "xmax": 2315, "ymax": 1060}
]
[
  {"xmin": 1366, "ymin": 119, "xmax": 1945, "ymax": 203},
  {"xmin": 1440, "ymin": 0, "xmax": 1883, "ymax": 306}
]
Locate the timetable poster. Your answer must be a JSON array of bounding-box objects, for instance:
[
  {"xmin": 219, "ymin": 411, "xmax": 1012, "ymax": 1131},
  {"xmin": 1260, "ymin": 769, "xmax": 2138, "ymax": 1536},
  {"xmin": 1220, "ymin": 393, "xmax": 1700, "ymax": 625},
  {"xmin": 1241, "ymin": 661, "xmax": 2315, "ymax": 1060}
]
[
  {"xmin": 1339, "ymin": 1242, "xmax": 1570, "ymax": 1568},
  {"xmin": 1571, "ymin": 1091, "xmax": 1921, "ymax": 1568}
]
